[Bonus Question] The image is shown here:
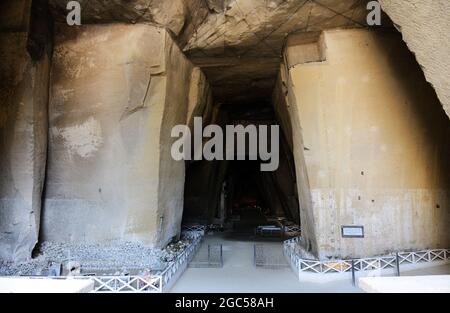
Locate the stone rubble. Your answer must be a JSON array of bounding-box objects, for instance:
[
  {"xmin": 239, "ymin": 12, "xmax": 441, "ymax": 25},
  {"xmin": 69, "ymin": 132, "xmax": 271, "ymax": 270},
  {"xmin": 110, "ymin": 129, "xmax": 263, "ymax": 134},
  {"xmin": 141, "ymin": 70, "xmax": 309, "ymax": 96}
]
[{"xmin": 0, "ymin": 237, "xmax": 194, "ymax": 277}]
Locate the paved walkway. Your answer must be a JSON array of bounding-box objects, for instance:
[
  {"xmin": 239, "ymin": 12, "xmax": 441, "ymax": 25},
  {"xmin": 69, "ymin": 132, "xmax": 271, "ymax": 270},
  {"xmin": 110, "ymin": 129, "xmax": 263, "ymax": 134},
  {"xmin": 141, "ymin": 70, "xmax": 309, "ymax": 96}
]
[{"xmin": 171, "ymin": 233, "xmax": 361, "ymax": 293}]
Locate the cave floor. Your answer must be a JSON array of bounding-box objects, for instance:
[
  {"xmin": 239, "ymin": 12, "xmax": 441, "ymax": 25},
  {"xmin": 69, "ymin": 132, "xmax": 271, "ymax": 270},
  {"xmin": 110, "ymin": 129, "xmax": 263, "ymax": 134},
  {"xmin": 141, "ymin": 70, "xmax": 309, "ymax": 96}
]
[
  {"xmin": 173, "ymin": 206, "xmax": 450, "ymax": 293},
  {"xmin": 170, "ymin": 233, "xmax": 362, "ymax": 293},
  {"xmin": 171, "ymin": 231, "xmax": 450, "ymax": 293}
]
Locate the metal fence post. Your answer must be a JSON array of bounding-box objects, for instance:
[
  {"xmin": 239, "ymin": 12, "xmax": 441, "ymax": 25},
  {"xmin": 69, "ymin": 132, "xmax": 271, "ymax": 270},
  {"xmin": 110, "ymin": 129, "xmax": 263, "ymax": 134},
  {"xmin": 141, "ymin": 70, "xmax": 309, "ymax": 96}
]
[
  {"xmin": 351, "ymin": 259, "xmax": 356, "ymax": 286},
  {"xmin": 396, "ymin": 252, "xmax": 400, "ymax": 276}
]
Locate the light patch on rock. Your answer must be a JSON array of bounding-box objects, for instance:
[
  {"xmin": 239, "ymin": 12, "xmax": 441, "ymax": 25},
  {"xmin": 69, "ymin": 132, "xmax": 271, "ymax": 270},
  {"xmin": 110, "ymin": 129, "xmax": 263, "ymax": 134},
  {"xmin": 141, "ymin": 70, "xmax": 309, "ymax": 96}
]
[{"xmin": 57, "ymin": 117, "xmax": 103, "ymax": 158}]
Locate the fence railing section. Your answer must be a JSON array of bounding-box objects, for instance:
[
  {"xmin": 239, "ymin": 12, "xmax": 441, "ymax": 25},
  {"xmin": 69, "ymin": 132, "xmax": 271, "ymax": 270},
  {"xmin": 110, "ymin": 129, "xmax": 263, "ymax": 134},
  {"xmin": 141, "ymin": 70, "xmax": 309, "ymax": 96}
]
[
  {"xmin": 284, "ymin": 237, "xmax": 450, "ymax": 277},
  {"xmin": 87, "ymin": 275, "xmax": 162, "ymax": 293},
  {"xmin": 158, "ymin": 231, "xmax": 203, "ymax": 291},
  {"xmin": 284, "ymin": 225, "xmax": 301, "ymax": 233},
  {"xmin": 397, "ymin": 249, "xmax": 449, "ymax": 264},
  {"xmin": 182, "ymin": 225, "xmax": 206, "ymax": 233}
]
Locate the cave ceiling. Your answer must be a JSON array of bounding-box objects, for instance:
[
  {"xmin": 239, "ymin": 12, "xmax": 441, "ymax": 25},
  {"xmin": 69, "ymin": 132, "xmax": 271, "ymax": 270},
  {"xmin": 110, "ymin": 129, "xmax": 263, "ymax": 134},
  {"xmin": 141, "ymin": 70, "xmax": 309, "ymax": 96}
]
[{"xmin": 49, "ymin": 0, "xmax": 391, "ymax": 105}]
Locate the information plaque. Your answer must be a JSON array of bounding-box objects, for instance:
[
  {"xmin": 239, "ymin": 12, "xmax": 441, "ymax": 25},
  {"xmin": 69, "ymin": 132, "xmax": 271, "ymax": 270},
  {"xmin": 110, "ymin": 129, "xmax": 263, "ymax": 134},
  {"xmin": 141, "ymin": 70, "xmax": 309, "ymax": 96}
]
[{"xmin": 341, "ymin": 226, "xmax": 364, "ymax": 238}]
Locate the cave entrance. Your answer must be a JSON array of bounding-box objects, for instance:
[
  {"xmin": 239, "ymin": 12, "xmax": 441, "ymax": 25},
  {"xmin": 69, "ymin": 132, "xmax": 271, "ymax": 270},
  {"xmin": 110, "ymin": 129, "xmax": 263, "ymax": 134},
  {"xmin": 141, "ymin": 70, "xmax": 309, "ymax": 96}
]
[{"xmin": 182, "ymin": 102, "xmax": 300, "ymax": 240}]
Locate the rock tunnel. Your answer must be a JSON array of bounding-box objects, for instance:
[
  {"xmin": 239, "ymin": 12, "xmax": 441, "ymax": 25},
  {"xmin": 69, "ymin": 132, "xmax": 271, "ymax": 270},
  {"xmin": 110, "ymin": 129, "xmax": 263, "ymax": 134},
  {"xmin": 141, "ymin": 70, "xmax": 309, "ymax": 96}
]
[
  {"xmin": 182, "ymin": 102, "xmax": 301, "ymax": 234},
  {"xmin": 0, "ymin": 0, "xmax": 449, "ymax": 267}
]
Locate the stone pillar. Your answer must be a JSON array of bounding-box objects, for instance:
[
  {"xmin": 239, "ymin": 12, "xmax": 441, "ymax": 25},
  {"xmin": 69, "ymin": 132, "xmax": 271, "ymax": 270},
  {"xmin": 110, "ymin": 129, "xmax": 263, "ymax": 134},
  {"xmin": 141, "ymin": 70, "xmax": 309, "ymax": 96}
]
[
  {"xmin": 0, "ymin": 0, "xmax": 50, "ymax": 261},
  {"xmin": 42, "ymin": 24, "xmax": 197, "ymax": 247},
  {"xmin": 280, "ymin": 29, "xmax": 450, "ymax": 259}
]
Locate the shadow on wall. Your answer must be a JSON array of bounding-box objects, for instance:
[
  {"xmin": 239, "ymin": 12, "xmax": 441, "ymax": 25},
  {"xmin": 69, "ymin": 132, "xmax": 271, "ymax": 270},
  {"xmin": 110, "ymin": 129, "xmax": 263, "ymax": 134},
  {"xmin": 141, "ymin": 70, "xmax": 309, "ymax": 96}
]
[{"xmin": 372, "ymin": 31, "xmax": 450, "ymax": 189}]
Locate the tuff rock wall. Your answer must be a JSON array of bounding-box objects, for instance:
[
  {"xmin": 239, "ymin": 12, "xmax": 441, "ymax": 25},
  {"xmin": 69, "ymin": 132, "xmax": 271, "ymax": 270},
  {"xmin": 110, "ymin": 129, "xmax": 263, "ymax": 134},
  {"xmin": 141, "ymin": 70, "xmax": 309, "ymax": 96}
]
[
  {"xmin": 41, "ymin": 23, "xmax": 203, "ymax": 248},
  {"xmin": 379, "ymin": 0, "xmax": 450, "ymax": 119},
  {"xmin": 0, "ymin": 0, "xmax": 50, "ymax": 261},
  {"xmin": 275, "ymin": 29, "xmax": 450, "ymax": 259}
]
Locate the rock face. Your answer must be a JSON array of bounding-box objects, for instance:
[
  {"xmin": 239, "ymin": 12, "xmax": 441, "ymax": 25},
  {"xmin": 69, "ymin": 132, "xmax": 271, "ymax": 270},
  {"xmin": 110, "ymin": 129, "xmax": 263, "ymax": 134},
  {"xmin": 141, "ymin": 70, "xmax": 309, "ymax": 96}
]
[
  {"xmin": 41, "ymin": 24, "xmax": 201, "ymax": 247},
  {"xmin": 379, "ymin": 0, "xmax": 450, "ymax": 119},
  {"xmin": 48, "ymin": 0, "xmax": 207, "ymax": 39},
  {"xmin": 48, "ymin": 0, "xmax": 372, "ymax": 55},
  {"xmin": 187, "ymin": 67, "xmax": 214, "ymax": 129},
  {"xmin": 0, "ymin": 0, "xmax": 50, "ymax": 262},
  {"xmin": 184, "ymin": 0, "xmax": 378, "ymax": 106},
  {"xmin": 275, "ymin": 29, "xmax": 450, "ymax": 259},
  {"xmin": 0, "ymin": 0, "xmax": 32, "ymax": 30},
  {"xmin": 1, "ymin": 0, "xmax": 449, "ymax": 263},
  {"xmin": 48, "ymin": 0, "xmax": 381, "ymax": 106},
  {"xmin": 47, "ymin": 0, "xmax": 450, "ymax": 119}
]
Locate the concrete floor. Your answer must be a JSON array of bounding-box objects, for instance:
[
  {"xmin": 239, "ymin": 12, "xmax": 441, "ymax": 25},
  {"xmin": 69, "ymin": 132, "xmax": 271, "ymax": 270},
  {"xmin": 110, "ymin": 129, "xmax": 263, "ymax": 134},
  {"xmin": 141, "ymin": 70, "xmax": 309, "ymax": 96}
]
[
  {"xmin": 171, "ymin": 231, "xmax": 450, "ymax": 293},
  {"xmin": 174, "ymin": 207, "xmax": 450, "ymax": 293},
  {"xmin": 170, "ymin": 233, "xmax": 361, "ymax": 293}
]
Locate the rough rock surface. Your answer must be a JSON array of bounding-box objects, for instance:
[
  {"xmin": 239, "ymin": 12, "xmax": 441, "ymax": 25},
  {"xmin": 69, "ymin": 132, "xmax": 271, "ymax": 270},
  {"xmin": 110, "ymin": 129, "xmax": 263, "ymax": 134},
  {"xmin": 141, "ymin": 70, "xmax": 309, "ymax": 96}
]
[
  {"xmin": 379, "ymin": 0, "xmax": 450, "ymax": 119},
  {"xmin": 49, "ymin": 0, "xmax": 374, "ymax": 55},
  {"xmin": 2, "ymin": 0, "xmax": 449, "ymax": 265},
  {"xmin": 0, "ymin": 34, "xmax": 49, "ymax": 263},
  {"xmin": 48, "ymin": 0, "xmax": 384, "ymax": 106},
  {"xmin": 0, "ymin": 0, "xmax": 50, "ymax": 262},
  {"xmin": 43, "ymin": 1, "xmax": 450, "ymax": 114},
  {"xmin": 0, "ymin": 0, "xmax": 32, "ymax": 30},
  {"xmin": 278, "ymin": 29, "xmax": 450, "ymax": 258},
  {"xmin": 49, "ymin": 0, "xmax": 195, "ymax": 36},
  {"xmin": 184, "ymin": 0, "xmax": 379, "ymax": 106},
  {"xmin": 0, "ymin": 237, "xmax": 192, "ymax": 276},
  {"xmin": 42, "ymin": 23, "xmax": 197, "ymax": 248}
]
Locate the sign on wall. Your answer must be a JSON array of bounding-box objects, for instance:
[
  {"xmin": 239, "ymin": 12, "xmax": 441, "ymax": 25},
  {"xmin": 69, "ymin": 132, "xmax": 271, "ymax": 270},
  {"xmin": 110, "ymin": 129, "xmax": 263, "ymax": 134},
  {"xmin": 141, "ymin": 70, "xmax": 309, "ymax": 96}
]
[{"xmin": 341, "ymin": 226, "xmax": 364, "ymax": 238}]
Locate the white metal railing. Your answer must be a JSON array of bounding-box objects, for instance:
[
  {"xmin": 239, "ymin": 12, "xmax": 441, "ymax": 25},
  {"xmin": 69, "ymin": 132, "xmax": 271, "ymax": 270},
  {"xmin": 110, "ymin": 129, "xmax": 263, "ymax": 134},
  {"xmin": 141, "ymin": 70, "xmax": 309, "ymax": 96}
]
[
  {"xmin": 283, "ymin": 237, "xmax": 302, "ymax": 274},
  {"xmin": 182, "ymin": 225, "xmax": 206, "ymax": 233},
  {"xmin": 284, "ymin": 225, "xmax": 301, "ymax": 233},
  {"xmin": 284, "ymin": 238, "xmax": 450, "ymax": 276},
  {"xmin": 85, "ymin": 275, "xmax": 162, "ymax": 293},
  {"xmin": 158, "ymin": 231, "xmax": 202, "ymax": 291},
  {"xmin": 397, "ymin": 249, "xmax": 449, "ymax": 264}
]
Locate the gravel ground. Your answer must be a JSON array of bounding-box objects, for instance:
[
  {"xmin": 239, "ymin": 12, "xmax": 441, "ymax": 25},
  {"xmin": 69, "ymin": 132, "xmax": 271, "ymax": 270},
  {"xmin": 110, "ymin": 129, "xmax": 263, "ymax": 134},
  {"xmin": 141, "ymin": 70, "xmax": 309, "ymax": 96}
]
[{"xmin": 0, "ymin": 238, "xmax": 191, "ymax": 277}]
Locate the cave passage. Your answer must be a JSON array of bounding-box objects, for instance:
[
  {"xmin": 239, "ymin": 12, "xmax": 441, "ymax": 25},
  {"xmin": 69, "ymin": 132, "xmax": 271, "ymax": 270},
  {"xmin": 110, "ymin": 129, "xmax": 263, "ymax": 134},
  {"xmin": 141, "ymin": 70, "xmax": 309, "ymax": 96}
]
[{"xmin": 182, "ymin": 102, "xmax": 300, "ymax": 239}]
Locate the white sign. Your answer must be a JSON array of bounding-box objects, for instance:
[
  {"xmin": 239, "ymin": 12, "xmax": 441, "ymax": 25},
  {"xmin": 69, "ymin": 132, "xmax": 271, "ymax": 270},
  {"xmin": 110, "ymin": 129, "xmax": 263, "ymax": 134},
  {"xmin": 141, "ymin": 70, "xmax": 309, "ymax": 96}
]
[{"xmin": 341, "ymin": 226, "xmax": 364, "ymax": 238}]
